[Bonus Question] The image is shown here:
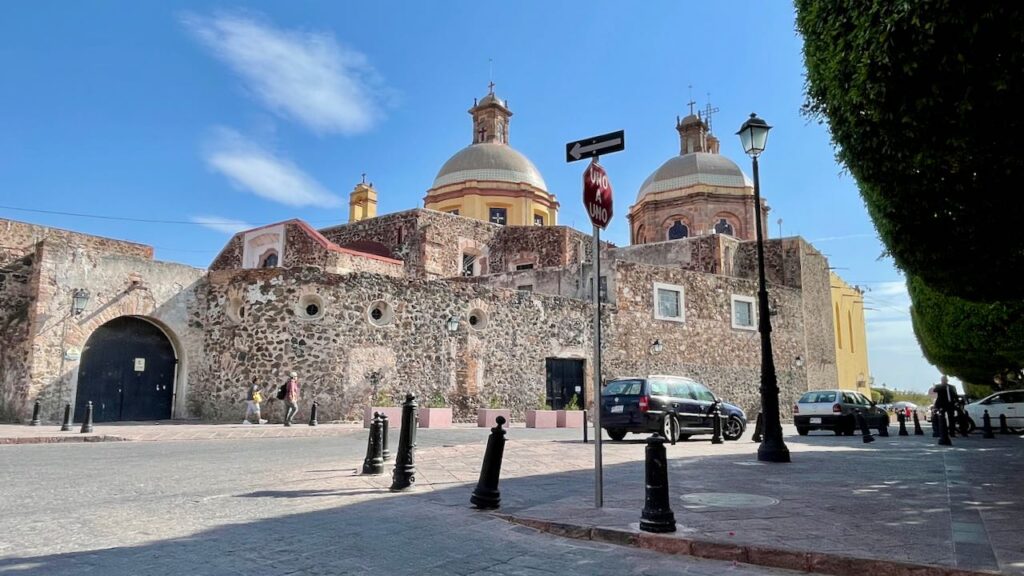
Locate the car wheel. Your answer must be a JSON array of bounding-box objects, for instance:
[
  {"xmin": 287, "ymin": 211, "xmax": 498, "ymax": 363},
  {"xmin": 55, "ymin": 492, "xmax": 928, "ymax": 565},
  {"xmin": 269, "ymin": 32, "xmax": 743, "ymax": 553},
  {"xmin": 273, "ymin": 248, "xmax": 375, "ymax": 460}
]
[
  {"xmin": 797, "ymin": 426, "xmax": 809, "ymax": 436},
  {"xmin": 662, "ymin": 415, "xmax": 680, "ymax": 441},
  {"xmin": 606, "ymin": 428, "xmax": 626, "ymax": 441},
  {"xmin": 723, "ymin": 416, "xmax": 744, "ymax": 440}
]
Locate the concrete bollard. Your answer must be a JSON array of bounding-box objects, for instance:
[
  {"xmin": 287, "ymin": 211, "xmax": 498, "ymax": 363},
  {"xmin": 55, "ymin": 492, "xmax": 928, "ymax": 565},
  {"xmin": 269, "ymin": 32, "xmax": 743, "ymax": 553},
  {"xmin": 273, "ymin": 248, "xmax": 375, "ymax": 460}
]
[
  {"xmin": 999, "ymin": 414, "xmax": 1010, "ymax": 434},
  {"xmin": 30, "ymin": 400, "xmax": 42, "ymax": 426},
  {"xmin": 470, "ymin": 416, "xmax": 508, "ymax": 509},
  {"xmin": 80, "ymin": 401, "xmax": 94, "ymax": 434},
  {"xmin": 308, "ymin": 401, "xmax": 319, "ymax": 427},
  {"xmin": 982, "ymin": 410, "xmax": 995, "ymax": 439},
  {"xmin": 361, "ymin": 413, "xmax": 384, "ymax": 475},
  {"xmin": 710, "ymin": 402, "xmax": 724, "ymax": 445},
  {"xmin": 897, "ymin": 412, "xmax": 909, "ymax": 436},
  {"xmin": 856, "ymin": 410, "xmax": 874, "ymax": 444},
  {"xmin": 751, "ymin": 412, "xmax": 763, "ymax": 443},
  {"xmin": 381, "ymin": 413, "xmax": 391, "ymax": 460},
  {"xmin": 913, "ymin": 411, "xmax": 924, "ymax": 435},
  {"xmin": 390, "ymin": 394, "xmax": 418, "ymax": 491},
  {"xmin": 60, "ymin": 402, "xmax": 73, "ymax": 432},
  {"xmin": 639, "ymin": 434, "xmax": 676, "ymax": 533},
  {"xmin": 937, "ymin": 409, "xmax": 953, "ymax": 446}
]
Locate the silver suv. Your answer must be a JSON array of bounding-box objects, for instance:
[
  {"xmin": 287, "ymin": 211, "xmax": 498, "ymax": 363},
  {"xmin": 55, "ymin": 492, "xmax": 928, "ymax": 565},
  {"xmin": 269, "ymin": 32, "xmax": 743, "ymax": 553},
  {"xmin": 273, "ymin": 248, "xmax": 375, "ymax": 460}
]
[{"xmin": 793, "ymin": 389, "xmax": 889, "ymax": 436}]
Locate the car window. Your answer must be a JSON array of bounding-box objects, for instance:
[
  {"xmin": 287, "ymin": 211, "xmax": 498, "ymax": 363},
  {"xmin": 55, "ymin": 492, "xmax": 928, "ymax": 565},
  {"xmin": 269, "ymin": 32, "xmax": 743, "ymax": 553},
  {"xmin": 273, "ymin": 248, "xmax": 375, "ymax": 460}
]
[
  {"xmin": 649, "ymin": 381, "xmax": 668, "ymax": 396},
  {"xmin": 799, "ymin": 391, "xmax": 837, "ymax": 403},
  {"xmin": 1005, "ymin": 391, "xmax": 1024, "ymax": 403},
  {"xmin": 667, "ymin": 381, "xmax": 695, "ymax": 400},
  {"xmin": 841, "ymin": 393, "xmax": 856, "ymax": 404},
  {"xmin": 692, "ymin": 383, "xmax": 716, "ymax": 402},
  {"xmin": 857, "ymin": 393, "xmax": 872, "ymax": 405},
  {"xmin": 603, "ymin": 379, "xmax": 643, "ymax": 396}
]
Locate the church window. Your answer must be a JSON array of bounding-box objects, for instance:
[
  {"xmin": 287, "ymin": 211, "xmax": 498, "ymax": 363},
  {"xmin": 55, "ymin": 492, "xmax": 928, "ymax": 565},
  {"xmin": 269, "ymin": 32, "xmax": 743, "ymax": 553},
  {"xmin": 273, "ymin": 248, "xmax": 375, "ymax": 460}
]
[
  {"xmin": 259, "ymin": 251, "xmax": 279, "ymax": 268},
  {"xmin": 534, "ymin": 214, "xmax": 544, "ymax": 226},
  {"xmin": 468, "ymin": 308, "xmax": 488, "ymax": 330},
  {"xmin": 462, "ymin": 253, "xmax": 476, "ymax": 277},
  {"xmin": 835, "ymin": 303, "xmax": 843, "ymax": 350},
  {"xmin": 489, "ymin": 207, "xmax": 507, "ymax": 225},
  {"xmin": 516, "ymin": 263, "xmax": 534, "ymax": 271},
  {"xmin": 667, "ymin": 221, "xmax": 688, "ymax": 240},
  {"xmin": 714, "ymin": 218, "xmax": 734, "ymax": 236},
  {"xmin": 731, "ymin": 295, "xmax": 756, "ymax": 330},
  {"xmin": 635, "ymin": 225, "xmax": 646, "ymax": 244},
  {"xmin": 848, "ymin": 311, "xmax": 855, "ymax": 354},
  {"xmin": 653, "ymin": 282, "xmax": 685, "ymax": 322},
  {"xmin": 367, "ymin": 301, "xmax": 394, "ymax": 327},
  {"xmin": 297, "ymin": 294, "xmax": 325, "ymax": 321}
]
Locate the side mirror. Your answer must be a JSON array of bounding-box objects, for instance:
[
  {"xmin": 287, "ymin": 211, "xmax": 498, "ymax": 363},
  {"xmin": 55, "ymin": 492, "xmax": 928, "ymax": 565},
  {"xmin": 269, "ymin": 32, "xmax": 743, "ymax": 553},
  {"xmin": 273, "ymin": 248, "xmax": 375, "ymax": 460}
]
[{"xmin": 870, "ymin": 401, "xmax": 877, "ymax": 407}]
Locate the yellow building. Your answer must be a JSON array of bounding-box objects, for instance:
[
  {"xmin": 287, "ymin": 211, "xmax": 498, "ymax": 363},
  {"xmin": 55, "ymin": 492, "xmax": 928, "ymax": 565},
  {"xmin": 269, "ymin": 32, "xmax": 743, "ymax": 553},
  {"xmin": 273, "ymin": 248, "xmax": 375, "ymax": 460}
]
[
  {"xmin": 831, "ymin": 272, "xmax": 871, "ymax": 393},
  {"xmin": 424, "ymin": 84, "xmax": 559, "ymax": 226}
]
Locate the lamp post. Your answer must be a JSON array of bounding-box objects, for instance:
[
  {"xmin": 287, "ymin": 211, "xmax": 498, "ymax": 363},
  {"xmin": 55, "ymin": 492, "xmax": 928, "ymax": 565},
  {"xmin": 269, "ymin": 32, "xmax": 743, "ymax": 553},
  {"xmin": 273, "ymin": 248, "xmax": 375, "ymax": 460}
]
[
  {"xmin": 737, "ymin": 113, "xmax": 790, "ymax": 463},
  {"xmin": 71, "ymin": 289, "xmax": 90, "ymax": 316}
]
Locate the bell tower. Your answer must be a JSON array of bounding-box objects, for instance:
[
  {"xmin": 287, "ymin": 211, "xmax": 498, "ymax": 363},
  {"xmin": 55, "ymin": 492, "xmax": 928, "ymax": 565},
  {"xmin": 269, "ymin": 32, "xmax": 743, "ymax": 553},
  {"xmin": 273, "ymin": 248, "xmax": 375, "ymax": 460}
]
[
  {"xmin": 348, "ymin": 174, "xmax": 377, "ymax": 223},
  {"xmin": 469, "ymin": 82, "xmax": 512, "ymax": 145}
]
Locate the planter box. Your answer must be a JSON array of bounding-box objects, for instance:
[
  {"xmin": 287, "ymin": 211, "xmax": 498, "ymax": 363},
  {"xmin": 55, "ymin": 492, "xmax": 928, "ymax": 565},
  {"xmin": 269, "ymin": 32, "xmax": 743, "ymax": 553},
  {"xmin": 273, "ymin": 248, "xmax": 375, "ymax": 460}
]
[
  {"xmin": 526, "ymin": 409, "xmax": 558, "ymax": 428},
  {"xmin": 364, "ymin": 406, "xmax": 403, "ymax": 428},
  {"xmin": 477, "ymin": 408, "xmax": 510, "ymax": 428},
  {"xmin": 557, "ymin": 410, "xmax": 585, "ymax": 428},
  {"xmin": 419, "ymin": 407, "xmax": 452, "ymax": 428}
]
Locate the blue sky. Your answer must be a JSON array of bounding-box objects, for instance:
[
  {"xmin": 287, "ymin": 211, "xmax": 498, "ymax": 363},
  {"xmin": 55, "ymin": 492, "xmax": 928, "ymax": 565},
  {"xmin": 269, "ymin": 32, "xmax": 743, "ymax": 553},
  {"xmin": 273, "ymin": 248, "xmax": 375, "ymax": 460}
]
[{"xmin": 0, "ymin": 1, "xmax": 948, "ymax": 393}]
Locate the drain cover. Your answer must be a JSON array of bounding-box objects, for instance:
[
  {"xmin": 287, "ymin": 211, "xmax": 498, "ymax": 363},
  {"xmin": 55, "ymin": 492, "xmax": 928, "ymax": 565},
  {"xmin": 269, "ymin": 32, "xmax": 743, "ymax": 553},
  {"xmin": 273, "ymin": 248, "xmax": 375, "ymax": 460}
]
[{"xmin": 680, "ymin": 492, "xmax": 779, "ymax": 509}]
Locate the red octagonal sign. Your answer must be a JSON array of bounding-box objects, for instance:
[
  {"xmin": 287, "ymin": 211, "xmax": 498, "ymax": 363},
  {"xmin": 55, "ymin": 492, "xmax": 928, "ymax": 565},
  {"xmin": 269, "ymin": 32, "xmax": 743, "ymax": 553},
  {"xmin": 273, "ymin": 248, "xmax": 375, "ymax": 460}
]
[{"xmin": 583, "ymin": 161, "xmax": 613, "ymax": 229}]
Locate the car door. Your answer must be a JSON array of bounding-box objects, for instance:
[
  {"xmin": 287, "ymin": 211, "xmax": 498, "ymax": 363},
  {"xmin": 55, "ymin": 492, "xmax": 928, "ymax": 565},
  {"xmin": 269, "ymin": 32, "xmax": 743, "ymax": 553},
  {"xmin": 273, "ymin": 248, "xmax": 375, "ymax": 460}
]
[
  {"xmin": 670, "ymin": 380, "xmax": 703, "ymax": 428},
  {"xmin": 689, "ymin": 382, "xmax": 717, "ymax": 429},
  {"xmin": 1001, "ymin": 391, "xmax": 1024, "ymax": 427}
]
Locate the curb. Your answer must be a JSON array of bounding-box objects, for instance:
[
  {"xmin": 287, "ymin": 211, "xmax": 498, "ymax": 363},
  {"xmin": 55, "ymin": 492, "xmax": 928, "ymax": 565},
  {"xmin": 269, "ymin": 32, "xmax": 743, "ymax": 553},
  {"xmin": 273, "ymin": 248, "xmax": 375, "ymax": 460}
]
[
  {"xmin": 496, "ymin": 514, "xmax": 1000, "ymax": 576},
  {"xmin": 0, "ymin": 435, "xmax": 130, "ymax": 445}
]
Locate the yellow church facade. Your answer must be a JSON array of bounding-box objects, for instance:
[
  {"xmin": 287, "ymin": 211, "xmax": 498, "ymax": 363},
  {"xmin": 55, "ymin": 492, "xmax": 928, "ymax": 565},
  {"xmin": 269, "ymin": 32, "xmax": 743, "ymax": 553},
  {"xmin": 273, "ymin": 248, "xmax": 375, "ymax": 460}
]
[{"xmin": 831, "ymin": 272, "xmax": 872, "ymax": 394}]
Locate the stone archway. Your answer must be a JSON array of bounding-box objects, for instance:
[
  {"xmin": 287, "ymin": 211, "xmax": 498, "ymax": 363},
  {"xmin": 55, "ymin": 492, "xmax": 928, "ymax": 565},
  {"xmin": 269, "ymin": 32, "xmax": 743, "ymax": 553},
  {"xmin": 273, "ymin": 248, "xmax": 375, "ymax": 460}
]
[{"xmin": 74, "ymin": 316, "xmax": 177, "ymax": 422}]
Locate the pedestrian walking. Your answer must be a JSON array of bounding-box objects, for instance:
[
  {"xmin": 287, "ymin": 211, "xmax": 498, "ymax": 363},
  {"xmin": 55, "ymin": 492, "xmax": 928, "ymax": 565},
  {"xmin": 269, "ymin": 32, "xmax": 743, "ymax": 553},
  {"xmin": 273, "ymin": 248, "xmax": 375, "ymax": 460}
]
[
  {"xmin": 280, "ymin": 372, "xmax": 300, "ymax": 426},
  {"xmin": 243, "ymin": 376, "xmax": 266, "ymax": 425}
]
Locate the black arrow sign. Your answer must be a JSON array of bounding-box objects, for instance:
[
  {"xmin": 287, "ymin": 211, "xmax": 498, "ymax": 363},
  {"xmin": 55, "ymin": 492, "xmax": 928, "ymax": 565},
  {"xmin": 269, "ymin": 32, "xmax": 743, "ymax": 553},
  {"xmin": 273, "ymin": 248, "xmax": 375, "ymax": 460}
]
[{"xmin": 565, "ymin": 130, "xmax": 625, "ymax": 163}]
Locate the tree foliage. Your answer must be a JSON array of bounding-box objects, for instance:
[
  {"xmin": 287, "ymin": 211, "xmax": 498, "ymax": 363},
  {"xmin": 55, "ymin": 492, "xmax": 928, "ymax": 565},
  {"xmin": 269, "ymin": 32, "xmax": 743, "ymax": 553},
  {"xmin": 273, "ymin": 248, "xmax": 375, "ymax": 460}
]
[
  {"xmin": 796, "ymin": 1, "xmax": 1024, "ymax": 301},
  {"xmin": 908, "ymin": 274, "xmax": 1024, "ymax": 388}
]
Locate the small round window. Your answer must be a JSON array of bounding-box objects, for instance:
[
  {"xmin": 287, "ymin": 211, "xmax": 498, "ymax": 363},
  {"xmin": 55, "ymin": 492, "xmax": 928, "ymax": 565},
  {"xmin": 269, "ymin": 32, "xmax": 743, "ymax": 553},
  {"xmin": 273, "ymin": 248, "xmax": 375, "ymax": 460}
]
[
  {"xmin": 367, "ymin": 301, "xmax": 394, "ymax": 327},
  {"xmin": 226, "ymin": 296, "xmax": 246, "ymax": 323},
  {"xmin": 468, "ymin": 308, "xmax": 488, "ymax": 330},
  {"xmin": 297, "ymin": 294, "xmax": 325, "ymax": 320}
]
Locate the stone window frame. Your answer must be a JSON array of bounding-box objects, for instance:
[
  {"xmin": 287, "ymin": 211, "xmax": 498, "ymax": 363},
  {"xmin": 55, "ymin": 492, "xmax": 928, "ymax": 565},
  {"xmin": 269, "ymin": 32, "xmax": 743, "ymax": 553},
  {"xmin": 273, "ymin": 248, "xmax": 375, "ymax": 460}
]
[
  {"xmin": 712, "ymin": 212, "xmax": 741, "ymax": 237},
  {"xmin": 367, "ymin": 300, "xmax": 395, "ymax": 327},
  {"xmin": 297, "ymin": 293, "xmax": 325, "ymax": 321},
  {"xmin": 653, "ymin": 281, "xmax": 685, "ymax": 323},
  {"xmin": 517, "ymin": 284, "xmax": 534, "ymax": 292},
  {"xmin": 662, "ymin": 215, "xmax": 691, "ymax": 240},
  {"xmin": 730, "ymin": 294, "xmax": 757, "ymax": 331},
  {"xmin": 487, "ymin": 205, "xmax": 510, "ymax": 226},
  {"xmin": 467, "ymin": 307, "xmax": 489, "ymax": 331},
  {"xmin": 259, "ymin": 249, "xmax": 279, "ymax": 268}
]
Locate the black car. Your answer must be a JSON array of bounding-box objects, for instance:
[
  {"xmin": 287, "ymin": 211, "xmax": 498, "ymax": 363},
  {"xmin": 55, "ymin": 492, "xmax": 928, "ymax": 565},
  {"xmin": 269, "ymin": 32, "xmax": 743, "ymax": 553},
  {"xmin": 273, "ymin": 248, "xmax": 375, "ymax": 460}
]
[{"xmin": 600, "ymin": 375, "xmax": 747, "ymax": 441}]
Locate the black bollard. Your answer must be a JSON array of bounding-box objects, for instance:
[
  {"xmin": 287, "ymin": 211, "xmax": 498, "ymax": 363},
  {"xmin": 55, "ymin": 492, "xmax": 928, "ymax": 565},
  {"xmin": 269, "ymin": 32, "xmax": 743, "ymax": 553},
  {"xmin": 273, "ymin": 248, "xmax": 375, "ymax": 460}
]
[
  {"xmin": 856, "ymin": 410, "xmax": 874, "ymax": 443},
  {"xmin": 361, "ymin": 413, "xmax": 384, "ymax": 475},
  {"xmin": 308, "ymin": 401, "xmax": 318, "ymax": 426},
  {"xmin": 982, "ymin": 410, "xmax": 995, "ymax": 439},
  {"xmin": 583, "ymin": 410, "xmax": 588, "ymax": 444},
  {"xmin": 470, "ymin": 416, "xmax": 507, "ymax": 509},
  {"xmin": 751, "ymin": 412, "xmax": 763, "ymax": 443},
  {"xmin": 381, "ymin": 413, "xmax": 391, "ymax": 460},
  {"xmin": 999, "ymin": 414, "xmax": 1010, "ymax": 434},
  {"xmin": 877, "ymin": 415, "xmax": 890, "ymax": 437},
  {"xmin": 913, "ymin": 411, "xmax": 924, "ymax": 435},
  {"xmin": 937, "ymin": 409, "xmax": 952, "ymax": 446},
  {"xmin": 957, "ymin": 410, "xmax": 970, "ymax": 437},
  {"xmin": 80, "ymin": 401, "xmax": 94, "ymax": 434},
  {"xmin": 897, "ymin": 412, "xmax": 909, "ymax": 436},
  {"xmin": 639, "ymin": 434, "xmax": 677, "ymax": 533},
  {"xmin": 60, "ymin": 402, "xmax": 72, "ymax": 432},
  {"xmin": 390, "ymin": 394, "xmax": 418, "ymax": 491},
  {"xmin": 30, "ymin": 400, "xmax": 42, "ymax": 426},
  {"xmin": 710, "ymin": 402, "xmax": 724, "ymax": 445}
]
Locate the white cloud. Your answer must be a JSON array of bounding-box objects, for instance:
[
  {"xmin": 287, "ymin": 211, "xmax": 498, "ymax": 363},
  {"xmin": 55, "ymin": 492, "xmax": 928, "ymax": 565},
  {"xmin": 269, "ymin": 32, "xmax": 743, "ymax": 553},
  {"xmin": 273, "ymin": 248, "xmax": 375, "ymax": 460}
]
[
  {"xmin": 190, "ymin": 215, "xmax": 255, "ymax": 234},
  {"xmin": 203, "ymin": 128, "xmax": 342, "ymax": 208},
  {"xmin": 182, "ymin": 11, "xmax": 387, "ymax": 134}
]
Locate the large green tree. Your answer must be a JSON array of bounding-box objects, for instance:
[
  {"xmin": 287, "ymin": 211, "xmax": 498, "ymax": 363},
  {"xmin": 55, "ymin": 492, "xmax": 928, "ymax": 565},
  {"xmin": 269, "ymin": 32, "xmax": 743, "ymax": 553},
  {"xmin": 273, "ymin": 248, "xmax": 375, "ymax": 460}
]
[{"xmin": 796, "ymin": 1, "xmax": 1024, "ymax": 302}]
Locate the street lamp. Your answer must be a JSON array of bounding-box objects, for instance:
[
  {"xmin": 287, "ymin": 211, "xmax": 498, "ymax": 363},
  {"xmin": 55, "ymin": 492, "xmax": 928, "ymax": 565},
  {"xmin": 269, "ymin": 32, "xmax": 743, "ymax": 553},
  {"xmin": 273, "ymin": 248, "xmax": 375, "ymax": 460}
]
[
  {"xmin": 445, "ymin": 315, "xmax": 460, "ymax": 333},
  {"xmin": 71, "ymin": 289, "xmax": 90, "ymax": 316},
  {"xmin": 737, "ymin": 113, "xmax": 790, "ymax": 463},
  {"xmin": 650, "ymin": 339, "xmax": 663, "ymax": 354}
]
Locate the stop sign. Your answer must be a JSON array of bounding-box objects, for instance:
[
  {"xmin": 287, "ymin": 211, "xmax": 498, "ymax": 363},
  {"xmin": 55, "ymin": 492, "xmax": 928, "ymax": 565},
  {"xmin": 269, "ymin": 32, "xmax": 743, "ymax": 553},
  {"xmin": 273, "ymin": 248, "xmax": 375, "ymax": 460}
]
[{"xmin": 583, "ymin": 161, "xmax": 613, "ymax": 229}]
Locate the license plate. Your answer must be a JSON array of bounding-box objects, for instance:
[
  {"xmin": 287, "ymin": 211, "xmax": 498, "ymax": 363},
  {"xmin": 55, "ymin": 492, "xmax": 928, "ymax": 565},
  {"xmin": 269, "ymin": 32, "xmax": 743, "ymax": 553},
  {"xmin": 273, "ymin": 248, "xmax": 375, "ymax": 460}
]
[
  {"xmin": 611, "ymin": 405, "xmax": 624, "ymax": 413},
  {"xmin": 810, "ymin": 417, "xmax": 821, "ymax": 424}
]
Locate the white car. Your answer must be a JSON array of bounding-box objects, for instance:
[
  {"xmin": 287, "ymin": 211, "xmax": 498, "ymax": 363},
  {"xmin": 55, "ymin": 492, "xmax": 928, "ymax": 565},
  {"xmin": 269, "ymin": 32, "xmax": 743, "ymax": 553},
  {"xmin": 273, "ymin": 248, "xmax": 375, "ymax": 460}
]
[{"xmin": 965, "ymin": 389, "xmax": 1023, "ymax": 430}]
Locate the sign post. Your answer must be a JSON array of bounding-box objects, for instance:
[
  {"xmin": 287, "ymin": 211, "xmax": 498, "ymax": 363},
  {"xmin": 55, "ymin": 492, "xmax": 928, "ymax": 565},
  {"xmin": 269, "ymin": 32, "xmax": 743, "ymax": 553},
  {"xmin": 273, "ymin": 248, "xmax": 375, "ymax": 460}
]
[{"xmin": 568, "ymin": 130, "xmax": 622, "ymax": 508}]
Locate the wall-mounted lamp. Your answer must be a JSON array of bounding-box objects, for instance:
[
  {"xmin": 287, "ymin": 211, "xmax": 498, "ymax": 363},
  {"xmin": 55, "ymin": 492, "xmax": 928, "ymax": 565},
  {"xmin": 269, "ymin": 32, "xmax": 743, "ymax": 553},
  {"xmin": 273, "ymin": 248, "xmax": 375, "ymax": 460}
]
[
  {"xmin": 71, "ymin": 289, "xmax": 90, "ymax": 316},
  {"xmin": 445, "ymin": 315, "xmax": 460, "ymax": 333},
  {"xmin": 650, "ymin": 339, "xmax": 663, "ymax": 354},
  {"xmin": 794, "ymin": 355, "xmax": 804, "ymax": 368}
]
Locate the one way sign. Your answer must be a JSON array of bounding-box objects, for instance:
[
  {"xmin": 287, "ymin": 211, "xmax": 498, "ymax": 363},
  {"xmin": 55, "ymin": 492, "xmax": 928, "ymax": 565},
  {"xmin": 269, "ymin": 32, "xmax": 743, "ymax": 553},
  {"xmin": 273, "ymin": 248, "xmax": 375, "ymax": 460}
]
[{"xmin": 565, "ymin": 130, "xmax": 625, "ymax": 162}]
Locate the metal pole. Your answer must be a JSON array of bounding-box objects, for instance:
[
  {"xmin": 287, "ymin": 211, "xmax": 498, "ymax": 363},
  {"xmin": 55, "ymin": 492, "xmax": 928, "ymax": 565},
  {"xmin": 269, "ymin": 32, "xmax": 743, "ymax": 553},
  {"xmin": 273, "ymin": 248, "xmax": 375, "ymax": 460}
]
[{"xmin": 592, "ymin": 223, "xmax": 603, "ymax": 507}]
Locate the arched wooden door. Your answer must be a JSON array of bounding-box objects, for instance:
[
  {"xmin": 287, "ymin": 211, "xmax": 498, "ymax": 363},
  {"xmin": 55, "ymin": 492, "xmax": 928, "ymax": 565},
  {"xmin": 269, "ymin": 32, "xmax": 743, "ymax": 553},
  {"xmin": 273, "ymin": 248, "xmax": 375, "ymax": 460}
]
[{"xmin": 75, "ymin": 317, "xmax": 176, "ymax": 422}]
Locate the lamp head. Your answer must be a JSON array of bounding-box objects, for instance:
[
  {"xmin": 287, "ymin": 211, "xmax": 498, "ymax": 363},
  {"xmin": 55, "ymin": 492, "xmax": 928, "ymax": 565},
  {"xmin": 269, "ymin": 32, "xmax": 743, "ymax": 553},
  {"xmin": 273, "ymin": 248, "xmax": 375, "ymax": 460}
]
[{"xmin": 736, "ymin": 113, "xmax": 772, "ymax": 158}]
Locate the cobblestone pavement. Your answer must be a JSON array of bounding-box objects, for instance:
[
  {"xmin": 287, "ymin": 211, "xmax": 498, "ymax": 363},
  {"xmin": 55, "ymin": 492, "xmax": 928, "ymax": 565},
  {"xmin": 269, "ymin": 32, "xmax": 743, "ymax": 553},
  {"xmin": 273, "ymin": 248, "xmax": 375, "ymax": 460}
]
[{"xmin": 0, "ymin": 428, "xmax": 813, "ymax": 576}]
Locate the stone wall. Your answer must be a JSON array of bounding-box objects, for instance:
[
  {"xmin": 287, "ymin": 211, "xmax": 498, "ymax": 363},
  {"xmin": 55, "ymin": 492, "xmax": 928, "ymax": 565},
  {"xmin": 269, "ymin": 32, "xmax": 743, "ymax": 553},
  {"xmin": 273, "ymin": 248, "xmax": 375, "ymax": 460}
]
[
  {"xmin": 189, "ymin": 266, "xmax": 593, "ymax": 423},
  {"xmin": 0, "ymin": 250, "xmax": 35, "ymax": 420},
  {"xmin": 0, "ymin": 218, "xmax": 153, "ymax": 261},
  {"xmin": 209, "ymin": 234, "xmax": 243, "ymax": 270},
  {"xmin": 796, "ymin": 240, "xmax": 838, "ymax": 391}
]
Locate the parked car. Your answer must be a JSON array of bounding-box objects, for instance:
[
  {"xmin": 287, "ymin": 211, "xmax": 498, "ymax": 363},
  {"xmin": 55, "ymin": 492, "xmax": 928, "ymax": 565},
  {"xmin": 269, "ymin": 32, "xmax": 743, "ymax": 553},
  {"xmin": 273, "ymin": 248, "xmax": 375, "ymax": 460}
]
[
  {"xmin": 600, "ymin": 375, "xmax": 747, "ymax": 442},
  {"xmin": 793, "ymin": 389, "xmax": 889, "ymax": 436},
  {"xmin": 964, "ymin": 389, "xmax": 1024, "ymax": 430}
]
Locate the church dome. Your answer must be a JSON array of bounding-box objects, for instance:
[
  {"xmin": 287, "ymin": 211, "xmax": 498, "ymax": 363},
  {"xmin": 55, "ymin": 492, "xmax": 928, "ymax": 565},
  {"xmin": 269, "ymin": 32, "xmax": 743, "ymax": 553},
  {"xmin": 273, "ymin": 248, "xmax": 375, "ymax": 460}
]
[
  {"xmin": 635, "ymin": 152, "xmax": 751, "ymax": 202},
  {"xmin": 432, "ymin": 142, "xmax": 547, "ymax": 190}
]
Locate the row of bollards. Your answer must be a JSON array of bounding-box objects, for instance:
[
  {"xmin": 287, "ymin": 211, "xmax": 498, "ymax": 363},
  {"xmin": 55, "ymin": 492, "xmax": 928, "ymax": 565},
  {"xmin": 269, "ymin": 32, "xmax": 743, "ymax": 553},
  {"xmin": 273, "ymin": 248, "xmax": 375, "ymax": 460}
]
[{"xmin": 360, "ymin": 394, "xmax": 417, "ymax": 492}]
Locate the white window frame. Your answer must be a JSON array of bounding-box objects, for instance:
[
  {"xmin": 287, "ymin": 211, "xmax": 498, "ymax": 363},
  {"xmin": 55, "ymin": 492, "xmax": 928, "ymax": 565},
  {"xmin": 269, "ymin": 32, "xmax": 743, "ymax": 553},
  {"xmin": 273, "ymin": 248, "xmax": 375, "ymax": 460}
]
[
  {"xmin": 653, "ymin": 282, "xmax": 685, "ymax": 323},
  {"xmin": 731, "ymin": 295, "xmax": 757, "ymax": 331}
]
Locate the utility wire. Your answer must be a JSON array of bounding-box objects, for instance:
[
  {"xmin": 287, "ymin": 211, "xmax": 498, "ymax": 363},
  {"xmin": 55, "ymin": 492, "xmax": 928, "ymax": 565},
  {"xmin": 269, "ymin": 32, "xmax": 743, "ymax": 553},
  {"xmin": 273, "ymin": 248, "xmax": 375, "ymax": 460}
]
[{"xmin": 0, "ymin": 204, "xmax": 337, "ymax": 226}]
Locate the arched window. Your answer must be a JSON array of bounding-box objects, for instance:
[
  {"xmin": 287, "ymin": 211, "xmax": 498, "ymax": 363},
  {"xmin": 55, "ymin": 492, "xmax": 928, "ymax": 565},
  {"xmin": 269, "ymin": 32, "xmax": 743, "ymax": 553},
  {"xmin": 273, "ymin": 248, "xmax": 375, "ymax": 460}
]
[
  {"xmin": 714, "ymin": 218, "xmax": 734, "ymax": 236},
  {"xmin": 667, "ymin": 221, "xmax": 688, "ymax": 240},
  {"xmin": 835, "ymin": 303, "xmax": 843, "ymax": 350},
  {"xmin": 848, "ymin": 310, "xmax": 855, "ymax": 354},
  {"xmin": 635, "ymin": 225, "xmax": 646, "ymax": 244},
  {"xmin": 260, "ymin": 251, "xmax": 279, "ymax": 268}
]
